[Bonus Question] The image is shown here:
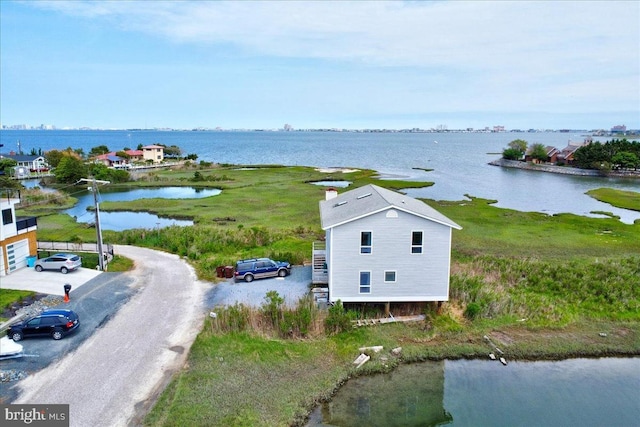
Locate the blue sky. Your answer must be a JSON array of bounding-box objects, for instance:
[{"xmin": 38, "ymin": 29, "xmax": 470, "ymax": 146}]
[{"xmin": 1, "ymin": 1, "xmax": 638, "ymax": 130}]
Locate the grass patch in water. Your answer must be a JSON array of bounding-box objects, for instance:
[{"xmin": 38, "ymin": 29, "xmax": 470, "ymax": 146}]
[{"xmin": 586, "ymin": 187, "xmax": 640, "ymax": 213}]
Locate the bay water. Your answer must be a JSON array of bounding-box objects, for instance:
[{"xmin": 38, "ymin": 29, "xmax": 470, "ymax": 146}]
[{"xmin": 2, "ymin": 130, "xmax": 639, "ymax": 223}]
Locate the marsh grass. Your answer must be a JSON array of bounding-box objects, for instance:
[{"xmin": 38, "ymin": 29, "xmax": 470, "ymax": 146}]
[
  {"xmin": 450, "ymin": 255, "xmax": 640, "ymax": 326},
  {"xmin": 586, "ymin": 187, "xmax": 640, "ymax": 212}
]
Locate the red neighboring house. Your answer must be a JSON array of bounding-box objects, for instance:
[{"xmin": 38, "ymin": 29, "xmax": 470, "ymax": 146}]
[
  {"xmin": 525, "ymin": 145, "xmax": 560, "ymax": 164},
  {"xmin": 93, "ymin": 149, "xmax": 143, "ymax": 168},
  {"xmin": 557, "ymin": 138, "xmax": 592, "ymax": 165}
]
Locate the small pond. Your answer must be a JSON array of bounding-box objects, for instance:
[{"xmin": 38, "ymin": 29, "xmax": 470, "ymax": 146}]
[
  {"xmin": 64, "ymin": 187, "xmax": 221, "ymax": 231},
  {"xmin": 310, "ymin": 180, "xmax": 352, "ymax": 188},
  {"xmin": 19, "ymin": 178, "xmax": 57, "ymax": 192}
]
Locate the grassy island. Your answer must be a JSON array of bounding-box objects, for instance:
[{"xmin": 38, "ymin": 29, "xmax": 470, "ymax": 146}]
[{"xmin": 13, "ymin": 164, "xmax": 640, "ymax": 426}]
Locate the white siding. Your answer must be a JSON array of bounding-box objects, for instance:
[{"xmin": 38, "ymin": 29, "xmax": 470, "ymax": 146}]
[
  {"xmin": 328, "ymin": 209, "xmax": 452, "ymax": 303},
  {"xmin": 1, "ymin": 201, "xmax": 19, "ymax": 240}
]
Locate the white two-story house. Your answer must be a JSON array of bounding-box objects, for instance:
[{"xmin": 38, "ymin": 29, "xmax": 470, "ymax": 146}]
[
  {"xmin": 1, "ymin": 189, "xmax": 38, "ymax": 275},
  {"xmin": 317, "ymin": 184, "xmax": 461, "ymax": 307}
]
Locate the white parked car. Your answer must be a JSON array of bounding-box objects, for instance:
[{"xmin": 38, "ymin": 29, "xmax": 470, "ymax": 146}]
[{"xmin": 34, "ymin": 253, "xmax": 82, "ymax": 274}]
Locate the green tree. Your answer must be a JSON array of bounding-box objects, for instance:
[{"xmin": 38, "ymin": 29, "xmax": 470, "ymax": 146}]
[
  {"xmin": 109, "ymin": 169, "xmax": 130, "ymax": 183},
  {"xmin": 529, "ymin": 143, "xmax": 548, "ymax": 162},
  {"xmin": 0, "ymin": 175, "xmax": 21, "ymax": 189},
  {"xmin": 89, "ymin": 163, "xmax": 130, "ymax": 183},
  {"xmin": 163, "ymin": 145, "xmax": 182, "ymax": 158},
  {"xmin": 89, "ymin": 145, "xmax": 110, "ymax": 157},
  {"xmin": 45, "ymin": 150, "xmax": 65, "ymax": 168},
  {"xmin": 89, "ymin": 163, "xmax": 112, "ymax": 181},
  {"xmin": 54, "ymin": 155, "xmax": 87, "ymax": 183},
  {"xmin": 508, "ymin": 139, "xmax": 528, "ymax": 155},
  {"xmin": 611, "ymin": 152, "xmax": 639, "ymax": 170},
  {"xmin": 574, "ymin": 139, "xmax": 640, "ymax": 170},
  {"xmin": 502, "ymin": 147, "xmax": 523, "ymax": 160},
  {"xmin": 0, "ymin": 158, "xmax": 18, "ymax": 176}
]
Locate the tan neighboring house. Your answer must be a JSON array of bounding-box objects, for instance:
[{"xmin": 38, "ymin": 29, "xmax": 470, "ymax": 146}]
[
  {"xmin": 142, "ymin": 145, "xmax": 164, "ymax": 163},
  {"xmin": 0, "ymin": 189, "xmax": 38, "ymax": 276}
]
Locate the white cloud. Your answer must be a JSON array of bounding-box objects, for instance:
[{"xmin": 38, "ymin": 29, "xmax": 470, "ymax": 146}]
[
  {"xmin": 15, "ymin": 1, "xmax": 640, "ymax": 127},
  {"xmin": 33, "ymin": 1, "xmax": 638, "ymax": 68}
]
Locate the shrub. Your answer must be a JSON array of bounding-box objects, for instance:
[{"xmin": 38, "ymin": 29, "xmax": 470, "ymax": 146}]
[
  {"xmin": 464, "ymin": 302, "xmax": 482, "ymax": 320},
  {"xmin": 262, "ymin": 290, "xmax": 285, "ymax": 329},
  {"xmin": 324, "ymin": 300, "xmax": 354, "ymax": 335}
]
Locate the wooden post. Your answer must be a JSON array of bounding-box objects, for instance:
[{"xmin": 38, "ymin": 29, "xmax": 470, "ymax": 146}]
[{"xmin": 385, "ymin": 302, "xmax": 390, "ymax": 316}]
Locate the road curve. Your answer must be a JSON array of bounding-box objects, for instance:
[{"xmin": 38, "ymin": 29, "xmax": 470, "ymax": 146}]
[{"xmin": 13, "ymin": 245, "xmax": 209, "ymax": 427}]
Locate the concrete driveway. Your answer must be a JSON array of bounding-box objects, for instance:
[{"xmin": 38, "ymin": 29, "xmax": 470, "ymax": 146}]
[{"xmin": 1, "ymin": 266, "xmax": 101, "ymax": 296}]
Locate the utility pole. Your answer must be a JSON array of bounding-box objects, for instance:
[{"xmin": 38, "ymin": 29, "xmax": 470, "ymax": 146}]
[{"xmin": 80, "ymin": 178, "xmax": 110, "ymax": 270}]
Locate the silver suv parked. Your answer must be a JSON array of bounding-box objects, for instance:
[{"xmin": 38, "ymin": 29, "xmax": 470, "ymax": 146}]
[{"xmin": 34, "ymin": 253, "xmax": 82, "ymax": 274}]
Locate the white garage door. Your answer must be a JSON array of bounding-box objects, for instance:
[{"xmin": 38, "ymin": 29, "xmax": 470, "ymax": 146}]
[{"xmin": 6, "ymin": 239, "xmax": 30, "ymax": 273}]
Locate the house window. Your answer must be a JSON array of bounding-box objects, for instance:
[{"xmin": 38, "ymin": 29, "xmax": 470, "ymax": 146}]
[
  {"xmin": 360, "ymin": 231, "xmax": 372, "ymax": 254},
  {"xmin": 411, "ymin": 231, "xmax": 423, "ymax": 254},
  {"xmin": 360, "ymin": 271, "xmax": 371, "ymax": 293},
  {"xmin": 384, "ymin": 271, "xmax": 396, "ymax": 283},
  {"xmin": 2, "ymin": 208, "xmax": 13, "ymax": 225}
]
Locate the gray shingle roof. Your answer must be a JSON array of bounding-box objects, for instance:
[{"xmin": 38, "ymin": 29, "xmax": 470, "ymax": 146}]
[{"xmin": 319, "ymin": 184, "xmax": 462, "ymax": 230}]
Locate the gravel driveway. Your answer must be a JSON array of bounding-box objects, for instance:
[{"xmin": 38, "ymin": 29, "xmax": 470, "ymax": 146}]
[{"xmin": 205, "ymin": 266, "xmax": 313, "ymax": 308}]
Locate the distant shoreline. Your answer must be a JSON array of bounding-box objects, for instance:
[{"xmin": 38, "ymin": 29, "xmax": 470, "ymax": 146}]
[{"xmin": 489, "ymin": 158, "xmax": 640, "ymax": 179}]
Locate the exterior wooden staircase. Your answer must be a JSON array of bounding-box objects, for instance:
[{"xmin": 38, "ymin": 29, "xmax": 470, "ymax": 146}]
[{"xmin": 312, "ymin": 241, "xmax": 328, "ymax": 285}]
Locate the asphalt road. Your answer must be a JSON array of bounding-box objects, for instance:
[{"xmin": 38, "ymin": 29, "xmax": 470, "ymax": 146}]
[
  {"xmin": 2, "ymin": 245, "xmax": 209, "ymax": 427},
  {"xmin": 0, "ymin": 271, "xmax": 137, "ymax": 399}
]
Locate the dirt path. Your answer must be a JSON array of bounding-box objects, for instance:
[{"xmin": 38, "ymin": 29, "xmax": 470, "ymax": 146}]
[{"xmin": 12, "ymin": 245, "xmax": 209, "ymax": 427}]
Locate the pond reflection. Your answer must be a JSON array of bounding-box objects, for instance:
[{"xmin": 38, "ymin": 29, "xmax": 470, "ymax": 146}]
[
  {"xmin": 64, "ymin": 187, "xmax": 221, "ymax": 231},
  {"xmin": 309, "ymin": 361, "xmax": 451, "ymax": 426},
  {"xmin": 308, "ymin": 358, "xmax": 640, "ymax": 427}
]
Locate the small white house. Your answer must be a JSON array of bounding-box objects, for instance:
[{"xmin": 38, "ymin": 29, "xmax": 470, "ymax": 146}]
[{"xmin": 317, "ymin": 184, "xmax": 461, "ymax": 305}]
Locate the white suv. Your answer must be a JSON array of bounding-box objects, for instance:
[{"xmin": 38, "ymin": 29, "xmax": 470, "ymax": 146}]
[{"xmin": 34, "ymin": 253, "xmax": 82, "ymax": 274}]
